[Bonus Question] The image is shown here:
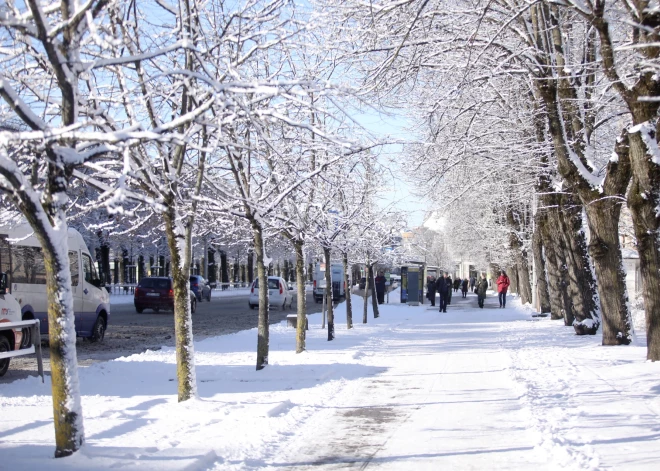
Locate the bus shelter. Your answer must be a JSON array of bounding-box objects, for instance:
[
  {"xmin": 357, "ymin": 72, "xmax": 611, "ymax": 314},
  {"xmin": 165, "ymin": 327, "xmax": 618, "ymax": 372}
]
[{"xmin": 400, "ymin": 263, "xmax": 439, "ymax": 306}]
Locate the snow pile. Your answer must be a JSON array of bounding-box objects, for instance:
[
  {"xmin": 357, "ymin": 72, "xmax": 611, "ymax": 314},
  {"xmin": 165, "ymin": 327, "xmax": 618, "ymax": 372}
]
[{"xmin": 1, "ymin": 291, "xmax": 659, "ymax": 470}]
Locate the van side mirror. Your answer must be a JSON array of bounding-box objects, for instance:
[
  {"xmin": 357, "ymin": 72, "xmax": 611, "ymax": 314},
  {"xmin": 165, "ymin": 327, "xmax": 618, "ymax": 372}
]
[{"xmin": 0, "ymin": 273, "xmax": 6, "ymax": 294}]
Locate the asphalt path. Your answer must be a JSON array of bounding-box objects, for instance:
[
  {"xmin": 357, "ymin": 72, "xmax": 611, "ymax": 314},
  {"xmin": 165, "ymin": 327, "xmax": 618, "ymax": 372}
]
[{"xmin": 0, "ymin": 290, "xmax": 324, "ymax": 384}]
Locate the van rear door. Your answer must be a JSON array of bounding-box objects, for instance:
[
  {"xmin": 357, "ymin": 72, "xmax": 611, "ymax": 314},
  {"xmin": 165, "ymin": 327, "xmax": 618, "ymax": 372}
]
[
  {"xmin": 69, "ymin": 251, "xmax": 83, "ymax": 332},
  {"xmin": 81, "ymin": 252, "xmax": 100, "ymax": 335}
]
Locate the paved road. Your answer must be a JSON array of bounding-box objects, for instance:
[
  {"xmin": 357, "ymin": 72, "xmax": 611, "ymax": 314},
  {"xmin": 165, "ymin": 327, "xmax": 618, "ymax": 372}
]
[{"xmin": 0, "ymin": 290, "xmax": 324, "ymax": 384}]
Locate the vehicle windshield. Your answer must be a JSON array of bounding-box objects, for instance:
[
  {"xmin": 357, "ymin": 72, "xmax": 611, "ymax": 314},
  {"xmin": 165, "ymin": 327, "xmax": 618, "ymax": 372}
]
[
  {"xmin": 139, "ymin": 278, "xmax": 170, "ymax": 289},
  {"xmin": 253, "ymin": 279, "xmax": 281, "ymax": 290}
]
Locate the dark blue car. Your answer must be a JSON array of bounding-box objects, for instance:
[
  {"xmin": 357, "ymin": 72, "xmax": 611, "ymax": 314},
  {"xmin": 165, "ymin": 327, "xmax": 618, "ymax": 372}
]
[{"xmin": 189, "ymin": 275, "xmax": 212, "ymax": 302}]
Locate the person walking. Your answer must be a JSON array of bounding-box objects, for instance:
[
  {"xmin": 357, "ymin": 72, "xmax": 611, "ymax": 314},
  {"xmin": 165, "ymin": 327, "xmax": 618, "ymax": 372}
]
[
  {"xmin": 469, "ymin": 276, "xmax": 476, "ymax": 291},
  {"xmin": 446, "ymin": 275, "xmax": 453, "ymax": 305},
  {"xmin": 437, "ymin": 272, "xmax": 450, "ymax": 313},
  {"xmin": 476, "ymin": 273, "xmax": 488, "ymax": 308},
  {"xmin": 461, "ymin": 278, "xmax": 469, "ymax": 298},
  {"xmin": 453, "ymin": 277, "xmax": 460, "ymax": 293},
  {"xmin": 496, "ymin": 270, "xmax": 510, "ymax": 308},
  {"xmin": 375, "ymin": 271, "xmax": 387, "ymax": 304},
  {"xmin": 426, "ymin": 276, "xmax": 437, "ymax": 307}
]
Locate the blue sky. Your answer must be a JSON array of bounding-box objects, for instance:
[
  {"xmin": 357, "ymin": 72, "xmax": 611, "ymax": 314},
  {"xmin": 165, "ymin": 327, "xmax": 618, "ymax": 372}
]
[{"xmin": 352, "ymin": 110, "xmax": 428, "ymax": 229}]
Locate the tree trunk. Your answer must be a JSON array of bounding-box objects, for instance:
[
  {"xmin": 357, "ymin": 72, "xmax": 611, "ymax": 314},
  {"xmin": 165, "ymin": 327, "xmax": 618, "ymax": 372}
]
[
  {"xmin": 324, "ymin": 246, "xmax": 334, "ymax": 341},
  {"xmin": 163, "ymin": 206, "xmax": 197, "ymax": 402},
  {"xmin": 561, "ymin": 198, "xmax": 600, "ymax": 333},
  {"xmin": 369, "ymin": 264, "xmax": 379, "ymax": 318},
  {"xmin": 294, "ymin": 240, "xmax": 306, "ymax": 353},
  {"xmin": 221, "ymin": 251, "xmax": 228, "ymax": 288},
  {"xmin": 363, "ymin": 259, "xmax": 369, "ymax": 324},
  {"xmin": 532, "ymin": 219, "xmax": 552, "ymax": 313},
  {"xmin": 508, "ymin": 264, "xmax": 518, "ymax": 295},
  {"xmin": 247, "ymin": 249, "xmax": 254, "ymax": 283},
  {"xmin": 626, "ymin": 119, "xmax": 660, "ymax": 359},
  {"xmin": 253, "ymin": 225, "xmax": 269, "ymax": 369},
  {"xmin": 539, "ymin": 208, "xmax": 570, "ymax": 320},
  {"xmin": 507, "ymin": 208, "xmax": 532, "ymax": 303},
  {"xmin": 590, "ymin": 0, "xmax": 660, "ymax": 360},
  {"xmin": 343, "ymin": 252, "xmax": 353, "ymax": 329},
  {"xmin": 38, "ymin": 224, "xmax": 84, "ymax": 457}
]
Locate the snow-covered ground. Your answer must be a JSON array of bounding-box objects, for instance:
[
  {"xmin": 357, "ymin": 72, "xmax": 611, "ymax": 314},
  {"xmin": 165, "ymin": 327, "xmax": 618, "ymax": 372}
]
[{"xmin": 1, "ymin": 290, "xmax": 659, "ymax": 470}]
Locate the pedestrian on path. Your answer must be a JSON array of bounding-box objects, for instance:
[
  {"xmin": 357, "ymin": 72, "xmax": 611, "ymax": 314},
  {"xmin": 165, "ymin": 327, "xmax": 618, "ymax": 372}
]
[
  {"xmin": 496, "ymin": 270, "xmax": 510, "ymax": 308},
  {"xmin": 426, "ymin": 276, "xmax": 437, "ymax": 307},
  {"xmin": 437, "ymin": 272, "xmax": 450, "ymax": 313},
  {"xmin": 461, "ymin": 278, "xmax": 469, "ymax": 298},
  {"xmin": 477, "ymin": 273, "xmax": 488, "ymax": 308},
  {"xmin": 470, "ymin": 276, "xmax": 476, "ymax": 291},
  {"xmin": 446, "ymin": 275, "xmax": 453, "ymax": 305},
  {"xmin": 375, "ymin": 271, "xmax": 387, "ymax": 304},
  {"xmin": 453, "ymin": 277, "xmax": 460, "ymax": 293}
]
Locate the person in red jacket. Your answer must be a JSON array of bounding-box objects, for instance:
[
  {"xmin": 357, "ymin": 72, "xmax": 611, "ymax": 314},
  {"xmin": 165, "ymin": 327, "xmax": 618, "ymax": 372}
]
[{"xmin": 496, "ymin": 270, "xmax": 510, "ymax": 308}]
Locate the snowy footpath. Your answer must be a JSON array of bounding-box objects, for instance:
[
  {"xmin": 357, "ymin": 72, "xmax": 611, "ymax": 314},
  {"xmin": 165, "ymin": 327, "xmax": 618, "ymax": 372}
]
[{"xmin": 1, "ymin": 291, "xmax": 659, "ymax": 470}]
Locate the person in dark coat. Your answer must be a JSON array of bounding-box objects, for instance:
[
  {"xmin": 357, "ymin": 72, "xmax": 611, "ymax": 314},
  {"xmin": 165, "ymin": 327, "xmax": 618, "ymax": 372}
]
[
  {"xmin": 476, "ymin": 273, "xmax": 488, "ymax": 308},
  {"xmin": 446, "ymin": 275, "xmax": 453, "ymax": 305},
  {"xmin": 374, "ymin": 271, "xmax": 387, "ymax": 304},
  {"xmin": 461, "ymin": 278, "xmax": 469, "ymax": 298},
  {"xmin": 470, "ymin": 276, "xmax": 476, "ymax": 291},
  {"xmin": 437, "ymin": 272, "xmax": 450, "ymax": 313},
  {"xmin": 426, "ymin": 276, "xmax": 437, "ymax": 306},
  {"xmin": 453, "ymin": 278, "xmax": 460, "ymax": 292}
]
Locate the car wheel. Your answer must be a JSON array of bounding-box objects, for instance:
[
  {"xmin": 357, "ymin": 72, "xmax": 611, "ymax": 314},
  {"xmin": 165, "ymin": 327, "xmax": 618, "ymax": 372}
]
[
  {"xmin": 190, "ymin": 297, "xmax": 197, "ymax": 314},
  {"xmin": 0, "ymin": 336, "xmax": 11, "ymax": 377},
  {"xmin": 89, "ymin": 316, "xmax": 106, "ymax": 343},
  {"xmin": 249, "ymin": 303, "xmax": 255, "ymax": 310},
  {"xmin": 136, "ymin": 306, "xmax": 144, "ymax": 313},
  {"xmin": 207, "ymin": 291, "xmax": 211, "ymax": 302},
  {"xmin": 153, "ymin": 307, "xmax": 160, "ymax": 313},
  {"xmin": 282, "ymin": 299, "xmax": 287, "ymax": 310}
]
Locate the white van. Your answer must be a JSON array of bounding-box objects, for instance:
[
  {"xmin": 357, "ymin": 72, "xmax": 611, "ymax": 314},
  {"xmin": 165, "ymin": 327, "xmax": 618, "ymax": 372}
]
[
  {"xmin": 313, "ymin": 262, "xmax": 345, "ymax": 303},
  {"xmin": 0, "ymin": 223, "xmax": 110, "ymax": 343}
]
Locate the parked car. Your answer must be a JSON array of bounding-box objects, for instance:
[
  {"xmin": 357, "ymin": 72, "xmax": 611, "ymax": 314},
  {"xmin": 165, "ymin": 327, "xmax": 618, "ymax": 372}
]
[
  {"xmin": 248, "ymin": 276, "xmax": 294, "ymax": 310},
  {"xmin": 189, "ymin": 275, "xmax": 211, "ymax": 302},
  {"xmin": 134, "ymin": 277, "xmax": 197, "ymax": 314}
]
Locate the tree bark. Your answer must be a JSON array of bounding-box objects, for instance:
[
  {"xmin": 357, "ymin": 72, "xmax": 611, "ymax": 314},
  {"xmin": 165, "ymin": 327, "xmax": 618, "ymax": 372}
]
[
  {"xmin": 369, "ymin": 263, "xmax": 379, "ymax": 318},
  {"xmin": 363, "ymin": 259, "xmax": 369, "ymax": 324},
  {"xmin": 163, "ymin": 204, "xmax": 197, "ymax": 402},
  {"xmin": 343, "ymin": 252, "xmax": 353, "ymax": 329},
  {"xmin": 506, "ymin": 208, "xmax": 532, "ymax": 304},
  {"xmin": 532, "ymin": 218, "xmax": 552, "ymax": 313},
  {"xmin": 37, "ymin": 223, "xmax": 84, "ymax": 457},
  {"xmin": 294, "ymin": 239, "xmax": 306, "ymax": 353},
  {"xmin": 253, "ymin": 224, "xmax": 269, "ymax": 369},
  {"xmin": 540, "ymin": 206, "xmax": 571, "ymax": 321},
  {"xmin": 324, "ymin": 246, "xmax": 334, "ymax": 341},
  {"xmin": 247, "ymin": 248, "xmax": 254, "ymax": 283}
]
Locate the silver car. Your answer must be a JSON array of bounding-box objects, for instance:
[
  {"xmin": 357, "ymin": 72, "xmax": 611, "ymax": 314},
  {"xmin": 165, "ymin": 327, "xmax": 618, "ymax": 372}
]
[{"xmin": 249, "ymin": 276, "xmax": 294, "ymax": 310}]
